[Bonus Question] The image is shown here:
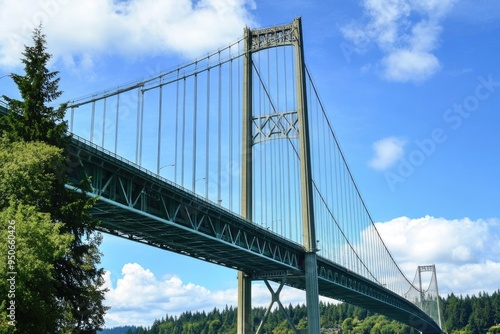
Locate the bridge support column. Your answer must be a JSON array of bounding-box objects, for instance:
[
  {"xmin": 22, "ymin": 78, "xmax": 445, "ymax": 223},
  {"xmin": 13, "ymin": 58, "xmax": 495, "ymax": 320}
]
[
  {"xmin": 304, "ymin": 252, "xmax": 321, "ymax": 333},
  {"xmin": 237, "ymin": 272, "xmax": 253, "ymax": 334},
  {"xmin": 238, "ymin": 23, "xmax": 254, "ymax": 334}
]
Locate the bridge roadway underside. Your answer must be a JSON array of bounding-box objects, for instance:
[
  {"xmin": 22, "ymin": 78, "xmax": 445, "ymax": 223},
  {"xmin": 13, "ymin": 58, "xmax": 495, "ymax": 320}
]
[{"xmin": 67, "ymin": 136, "xmax": 442, "ymax": 334}]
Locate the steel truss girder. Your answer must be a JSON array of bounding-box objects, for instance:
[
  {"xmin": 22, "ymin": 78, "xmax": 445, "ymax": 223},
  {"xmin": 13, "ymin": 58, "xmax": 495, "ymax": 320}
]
[
  {"xmin": 418, "ymin": 265, "xmax": 436, "ymax": 272},
  {"xmin": 252, "ymin": 111, "xmax": 299, "ymax": 144},
  {"xmin": 67, "ymin": 136, "xmax": 302, "ymax": 275},
  {"xmin": 249, "ymin": 23, "xmax": 296, "ymax": 52}
]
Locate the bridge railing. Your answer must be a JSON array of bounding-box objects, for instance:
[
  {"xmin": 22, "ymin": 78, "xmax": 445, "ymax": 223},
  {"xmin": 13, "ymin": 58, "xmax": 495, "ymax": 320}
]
[{"xmin": 66, "ymin": 38, "xmax": 247, "ymax": 216}]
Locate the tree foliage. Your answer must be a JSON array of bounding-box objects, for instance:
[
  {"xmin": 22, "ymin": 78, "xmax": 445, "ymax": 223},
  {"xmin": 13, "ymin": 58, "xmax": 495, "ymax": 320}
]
[
  {"xmin": 0, "ymin": 199, "xmax": 73, "ymax": 333},
  {"xmin": 0, "ymin": 26, "xmax": 107, "ymax": 333},
  {"xmin": 442, "ymin": 291, "xmax": 500, "ymax": 334},
  {"xmin": 1, "ymin": 27, "xmax": 67, "ymax": 147}
]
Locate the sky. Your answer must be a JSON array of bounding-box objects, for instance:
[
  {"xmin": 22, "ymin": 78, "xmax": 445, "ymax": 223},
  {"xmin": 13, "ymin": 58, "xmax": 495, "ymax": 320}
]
[{"xmin": 1, "ymin": 0, "xmax": 500, "ymax": 328}]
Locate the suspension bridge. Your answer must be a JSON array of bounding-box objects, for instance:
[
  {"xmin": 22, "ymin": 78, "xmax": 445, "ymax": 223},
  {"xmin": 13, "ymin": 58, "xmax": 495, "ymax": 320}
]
[{"xmin": 1, "ymin": 18, "xmax": 444, "ymax": 334}]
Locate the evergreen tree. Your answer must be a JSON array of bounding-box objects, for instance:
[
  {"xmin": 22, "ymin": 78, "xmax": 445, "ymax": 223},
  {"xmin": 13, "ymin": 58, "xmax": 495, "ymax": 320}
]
[
  {"xmin": 0, "ymin": 26, "xmax": 107, "ymax": 332},
  {"xmin": 444, "ymin": 293, "xmax": 461, "ymax": 331},
  {"xmin": 493, "ymin": 291, "xmax": 500, "ymax": 325},
  {"xmin": 1, "ymin": 28, "xmax": 67, "ymax": 148},
  {"xmin": 460, "ymin": 295, "xmax": 473, "ymax": 329}
]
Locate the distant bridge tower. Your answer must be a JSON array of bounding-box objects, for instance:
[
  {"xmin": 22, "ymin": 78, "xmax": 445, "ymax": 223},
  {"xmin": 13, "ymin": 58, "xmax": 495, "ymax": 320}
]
[
  {"xmin": 418, "ymin": 265, "xmax": 444, "ymax": 330},
  {"xmin": 238, "ymin": 17, "xmax": 321, "ymax": 334}
]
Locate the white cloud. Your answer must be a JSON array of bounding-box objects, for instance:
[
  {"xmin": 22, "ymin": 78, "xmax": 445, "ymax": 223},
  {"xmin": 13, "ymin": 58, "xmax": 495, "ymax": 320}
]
[
  {"xmin": 382, "ymin": 48, "xmax": 440, "ymax": 83},
  {"xmin": 103, "ymin": 263, "xmax": 336, "ymax": 327},
  {"xmin": 0, "ymin": 0, "xmax": 256, "ymax": 70},
  {"xmin": 103, "ymin": 263, "xmax": 221, "ymax": 327},
  {"xmin": 342, "ymin": 0, "xmax": 456, "ymax": 83},
  {"xmin": 369, "ymin": 136, "xmax": 406, "ymax": 170},
  {"xmin": 375, "ymin": 216, "xmax": 500, "ymax": 295}
]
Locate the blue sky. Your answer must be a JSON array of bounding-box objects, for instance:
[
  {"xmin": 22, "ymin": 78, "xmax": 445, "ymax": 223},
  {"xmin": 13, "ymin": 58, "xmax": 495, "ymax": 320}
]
[{"xmin": 1, "ymin": 0, "xmax": 500, "ymax": 328}]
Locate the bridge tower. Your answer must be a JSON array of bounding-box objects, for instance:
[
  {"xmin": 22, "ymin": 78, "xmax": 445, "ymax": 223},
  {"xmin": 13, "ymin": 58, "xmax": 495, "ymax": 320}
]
[
  {"xmin": 418, "ymin": 265, "xmax": 444, "ymax": 330},
  {"xmin": 238, "ymin": 17, "xmax": 321, "ymax": 334}
]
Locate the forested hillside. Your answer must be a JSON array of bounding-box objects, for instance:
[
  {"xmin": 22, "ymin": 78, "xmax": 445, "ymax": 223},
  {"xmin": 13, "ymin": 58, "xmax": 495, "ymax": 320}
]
[{"xmin": 100, "ymin": 290, "xmax": 500, "ymax": 334}]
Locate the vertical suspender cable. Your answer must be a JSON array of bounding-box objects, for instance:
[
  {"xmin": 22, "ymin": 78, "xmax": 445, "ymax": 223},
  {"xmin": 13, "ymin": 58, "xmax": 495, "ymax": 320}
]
[
  {"xmin": 355, "ymin": 188, "xmax": 361, "ymax": 273},
  {"xmin": 276, "ymin": 48, "xmax": 283, "ymax": 234},
  {"xmin": 371, "ymin": 227, "xmax": 377, "ymax": 281},
  {"xmin": 369, "ymin": 227, "xmax": 375, "ymax": 280},
  {"xmin": 90, "ymin": 100, "xmax": 95, "ymax": 142},
  {"xmin": 319, "ymin": 95, "xmax": 328, "ymax": 257},
  {"xmin": 181, "ymin": 78, "xmax": 186, "ymax": 187},
  {"xmin": 270, "ymin": 125, "xmax": 276, "ymax": 231},
  {"xmin": 229, "ymin": 58, "xmax": 233, "ymax": 210},
  {"xmin": 362, "ymin": 196, "xmax": 368, "ymax": 277},
  {"xmin": 326, "ymin": 107, "xmax": 334, "ymax": 260},
  {"xmin": 286, "ymin": 131, "xmax": 292, "ymax": 240},
  {"xmin": 278, "ymin": 130, "xmax": 283, "ymax": 233},
  {"xmin": 379, "ymin": 235, "xmax": 385, "ymax": 284},
  {"xmin": 102, "ymin": 98, "xmax": 107, "ymax": 148},
  {"xmin": 175, "ymin": 72, "xmax": 180, "ymax": 184},
  {"xmin": 348, "ymin": 175, "xmax": 354, "ymax": 270},
  {"xmin": 259, "ymin": 55, "xmax": 265, "ymax": 226},
  {"xmin": 205, "ymin": 68, "xmax": 210, "ymax": 199},
  {"xmin": 267, "ymin": 49, "xmax": 276, "ymax": 230},
  {"xmin": 237, "ymin": 46, "xmax": 242, "ymax": 214},
  {"xmin": 70, "ymin": 107, "xmax": 74, "ymax": 133},
  {"xmin": 341, "ymin": 168, "xmax": 347, "ymax": 266},
  {"xmin": 192, "ymin": 71, "xmax": 198, "ymax": 192},
  {"xmin": 292, "ymin": 49, "xmax": 300, "ymax": 242},
  {"xmin": 283, "ymin": 47, "xmax": 291, "ymax": 239},
  {"xmin": 333, "ymin": 141, "xmax": 339, "ymax": 262},
  {"xmin": 356, "ymin": 197, "xmax": 363, "ymax": 276},
  {"xmin": 276, "ymin": 45, "xmax": 280, "ymax": 110},
  {"xmin": 115, "ymin": 94, "xmax": 120, "ymax": 154},
  {"xmin": 236, "ymin": 45, "xmax": 243, "ymax": 213},
  {"xmin": 380, "ymin": 240, "xmax": 388, "ymax": 286},
  {"xmin": 218, "ymin": 53, "xmax": 222, "ymax": 205},
  {"xmin": 135, "ymin": 88, "xmax": 141, "ymax": 164},
  {"xmin": 374, "ymin": 231, "xmax": 380, "ymax": 283},
  {"xmin": 139, "ymin": 89, "xmax": 145, "ymax": 165},
  {"xmin": 157, "ymin": 83, "xmax": 163, "ymax": 174}
]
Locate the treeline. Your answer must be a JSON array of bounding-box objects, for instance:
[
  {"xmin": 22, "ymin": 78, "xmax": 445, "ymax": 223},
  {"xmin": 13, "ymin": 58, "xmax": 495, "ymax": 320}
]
[
  {"xmin": 104, "ymin": 303, "xmax": 383, "ymax": 334},
  {"xmin": 101, "ymin": 290, "xmax": 500, "ymax": 334},
  {"xmin": 442, "ymin": 291, "xmax": 500, "ymax": 333}
]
